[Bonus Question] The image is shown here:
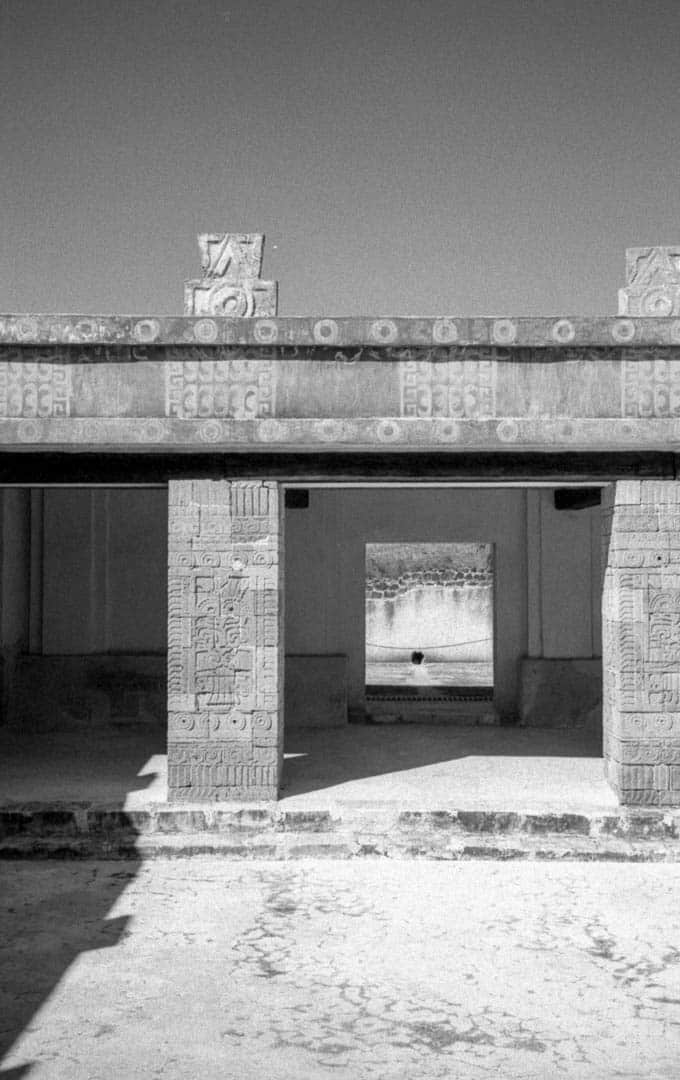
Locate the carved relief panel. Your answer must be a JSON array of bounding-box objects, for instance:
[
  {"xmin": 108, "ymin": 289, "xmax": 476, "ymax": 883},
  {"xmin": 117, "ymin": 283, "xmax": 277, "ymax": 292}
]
[
  {"xmin": 399, "ymin": 351, "xmax": 496, "ymax": 419},
  {"xmin": 602, "ymin": 480, "xmax": 680, "ymax": 805},
  {"xmin": 621, "ymin": 350, "xmax": 680, "ymax": 418},
  {"xmin": 0, "ymin": 356, "xmax": 71, "ymax": 417},
  {"xmin": 165, "ymin": 350, "xmax": 275, "ymax": 420},
  {"xmin": 167, "ymin": 479, "xmax": 283, "ymax": 801}
]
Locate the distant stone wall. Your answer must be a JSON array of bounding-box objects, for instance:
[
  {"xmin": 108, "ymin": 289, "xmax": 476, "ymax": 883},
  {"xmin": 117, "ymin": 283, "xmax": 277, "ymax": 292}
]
[
  {"xmin": 365, "ymin": 543, "xmax": 493, "ymax": 664},
  {"xmin": 366, "ymin": 542, "xmax": 492, "ymax": 600}
]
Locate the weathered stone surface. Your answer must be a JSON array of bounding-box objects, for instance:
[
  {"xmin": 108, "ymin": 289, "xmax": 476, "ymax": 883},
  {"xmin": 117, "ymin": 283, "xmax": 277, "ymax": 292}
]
[
  {"xmin": 602, "ymin": 479, "xmax": 680, "ymax": 805},
  {"xmin": 3, "ymin": 344, "xmax": 680, "ymax": 450},
  {"xmin": 2, "ymin": 314, "xmax": 680, "ymax": 347},
  {"xmin": 7, "ymin": 803, "xmax": 680, "ymax": 859},
  {"xmin": 183, "ymin": 234, "xmax": 277, "ymax": 318},
  {"xmin": 519, "ymin": 658, "xmax": 602, "ymax": 728},
  {"xmin": 167, "ymin": 479, "xmax": 283, "ymax": 801},
  {"xmin": 619, "ymin": 246, "xmax": 680, "ymax": 317},
  {"xmin": 284, "ymin": 655, "xmax": 347, "ymax": 728}
]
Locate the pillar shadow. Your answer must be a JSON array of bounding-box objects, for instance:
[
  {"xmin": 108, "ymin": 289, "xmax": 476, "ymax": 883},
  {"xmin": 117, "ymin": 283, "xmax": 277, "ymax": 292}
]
[
  {"xmin": 0, "ymin": 722, "xmax": 165, "ymax": 1075},
  {"xmin": 282, "ymin": 722, "xmax": 603, "ymax": 798}
]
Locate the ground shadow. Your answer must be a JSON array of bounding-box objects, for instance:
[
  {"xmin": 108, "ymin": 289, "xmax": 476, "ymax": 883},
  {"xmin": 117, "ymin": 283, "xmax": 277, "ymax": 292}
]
[
  {"xmin": 0, "ymin": 867, "xmax": 139, "ymax": 1075},
  {"xmin": 0, "ymin": 720, "xmax": 164, "ymax": 1075},
  {"xmin": 0, "ymin": 724, "xmax": 166, "ymax": 805},
  {"xmin": 281, "ymin": 721, "xmax": 603, "ymax": 798}
]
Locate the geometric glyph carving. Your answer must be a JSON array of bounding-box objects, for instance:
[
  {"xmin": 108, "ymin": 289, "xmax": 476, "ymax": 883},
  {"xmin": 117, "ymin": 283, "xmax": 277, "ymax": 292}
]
[
  {"xmin": 165, "ymin": 350, "xmax": 275, "ymax": 419},
  {"xmin": 621, "ymin": 350, "xmax": 680, "ymax": 418},
  {"xmin": 167, "ymin": 478, "xmax": 283, "ymax": 801},
  {"xmin": 0, "ymin": 359, "xmax": 71, "ymax": 417},
  {"xmin": 399, "ymin": 354, "xmax": 496, "ymax": 418},
  {"xmin": 184, "ymin": 233, "xmax": 278, "ymax": 317}
]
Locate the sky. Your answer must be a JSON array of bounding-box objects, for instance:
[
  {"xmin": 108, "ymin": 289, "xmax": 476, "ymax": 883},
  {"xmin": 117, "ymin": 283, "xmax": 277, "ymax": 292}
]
[{"xmin": 1, "ymin": 0, "xmax": 679, "ymax": 318}]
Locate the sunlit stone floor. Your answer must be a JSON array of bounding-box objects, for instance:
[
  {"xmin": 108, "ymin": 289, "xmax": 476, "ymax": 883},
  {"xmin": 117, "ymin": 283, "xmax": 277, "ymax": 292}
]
[
  {"xmin": 2, "ymin": 859, "xmax": 679, "ymax": 1079},
  {"xmin": 0, "ymin": 722, "xmax": 615, "ymax": 814}
]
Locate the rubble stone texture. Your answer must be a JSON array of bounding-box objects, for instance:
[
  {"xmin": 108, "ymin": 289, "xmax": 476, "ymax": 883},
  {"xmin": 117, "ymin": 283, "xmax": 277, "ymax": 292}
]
[
  {"xmin": 602, "ymin": 480, "xmax": 680, "ymax": 804},
  {"xmin": 167, "ymin": 479, "xmax": 283, "ymax": 800},
  {"xmin": 365, "ymin": 542, "xmax": 492, "ymax": 598}
]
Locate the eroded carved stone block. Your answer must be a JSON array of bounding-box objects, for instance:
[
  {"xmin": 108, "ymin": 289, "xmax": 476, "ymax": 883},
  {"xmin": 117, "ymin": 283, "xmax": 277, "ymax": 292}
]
[
  {"xmin": 0, "ymin": 357, "xmax": 71, "ymax": 417},
  {"xmin": 399, "ymin": 354, "xmax": 496, "ymax": 419},
  {"xmin": 165, "ymin": 349, "xmax": 276, "ymax": 420},
  {"xmin": 167, "ymin": 479, "xmax": 283, "ymax": 801},
  {"xmin": 619, "ymin": 246, "xmax": 680, "ymax": 317},
  {"xmin": 184, "ymin": 234, "xmax": 278, "ymax": 317}
]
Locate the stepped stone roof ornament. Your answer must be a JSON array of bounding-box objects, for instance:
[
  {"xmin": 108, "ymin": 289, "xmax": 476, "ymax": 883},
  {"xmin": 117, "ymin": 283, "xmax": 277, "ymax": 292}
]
[
  {"xmin": 4, "ymin": 238, "xmax": 680, "ymax": 347},
  {"xmin": 184, "ymin": 232, "xmax": 278, "ymax": 317},
  {"xmin": 619, "ymin": 245, "xmax": 680, "ymax": 317}
]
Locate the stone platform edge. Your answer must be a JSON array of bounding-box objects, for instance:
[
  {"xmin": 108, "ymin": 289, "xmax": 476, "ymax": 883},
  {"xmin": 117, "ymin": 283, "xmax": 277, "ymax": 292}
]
[{"xmin": 3, "ymin": 804, "xmax": 680, "ymax": 861}]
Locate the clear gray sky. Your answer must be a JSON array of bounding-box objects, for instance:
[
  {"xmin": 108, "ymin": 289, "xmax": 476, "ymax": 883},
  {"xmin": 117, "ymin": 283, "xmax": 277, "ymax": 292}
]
[{"xmin": 1, "ymin": 0, "xmax": 679, "ymax": 317}]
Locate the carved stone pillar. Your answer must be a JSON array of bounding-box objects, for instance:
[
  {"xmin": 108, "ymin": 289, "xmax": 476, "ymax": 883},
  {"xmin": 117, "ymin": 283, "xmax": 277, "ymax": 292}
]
[
  {"xmin": 167, "ymin": 480, "xmax": 283, "ymax": 801},
  {"xmin": 602, "ymin": 480, "xmax": 680, "ymax": 805}
]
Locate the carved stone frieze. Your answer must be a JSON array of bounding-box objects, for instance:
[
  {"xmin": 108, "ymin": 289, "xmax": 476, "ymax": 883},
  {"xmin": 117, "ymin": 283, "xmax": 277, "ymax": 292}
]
[
  {"xmin": 3, "ymin": 313, "xmax": 680, "ymax": 347},
  {"xmin": 6, "ymin": 343, "xmax": 680, "ymax": 449},
  {"xmin": 399, "ymin": 353, "xmax": 496, "ymax": 419},
  {"xmin": 167, "ymin": 479, "xmax": 282, "ymax": 801},
  {"xmin": 621, "ymin": 349, "xmax": 680, "ymax": 417},
  {"xmin": 165, "ymin": 350, "xmax": 275, "ymax": 419},
  {"xmin": 0, "ymin": 357, "xmax": 71, "ymax": 417}
]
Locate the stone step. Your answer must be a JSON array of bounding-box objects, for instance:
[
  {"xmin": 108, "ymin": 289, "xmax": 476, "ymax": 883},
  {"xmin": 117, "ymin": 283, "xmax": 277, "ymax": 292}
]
[
  {"xmin": 364, "ymin": 699, "xmax": 498, "ymax": 725},
  {"xmin": 2, "ymin": 804, "xmax": 680, "ymax": 860}
]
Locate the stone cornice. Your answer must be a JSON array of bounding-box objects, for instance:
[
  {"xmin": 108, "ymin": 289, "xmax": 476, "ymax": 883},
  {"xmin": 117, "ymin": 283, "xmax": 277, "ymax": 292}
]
[{"xmin": 2, "ymin": 314, "xmax": 680, "ymax": 349}]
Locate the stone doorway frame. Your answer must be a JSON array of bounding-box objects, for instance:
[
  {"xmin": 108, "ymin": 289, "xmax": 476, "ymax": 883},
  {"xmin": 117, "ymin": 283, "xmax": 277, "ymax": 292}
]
[{"xmin": 166, "ymin": 477, "xmax": 615, "ymax": 803}]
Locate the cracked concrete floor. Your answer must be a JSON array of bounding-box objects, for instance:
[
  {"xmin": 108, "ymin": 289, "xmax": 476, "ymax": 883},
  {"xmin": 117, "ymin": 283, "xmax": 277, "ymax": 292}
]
[{"xmin": 1, "ymin": 860, "xmax": 680, "ymax": 1079}]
